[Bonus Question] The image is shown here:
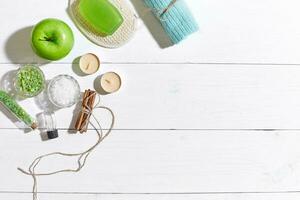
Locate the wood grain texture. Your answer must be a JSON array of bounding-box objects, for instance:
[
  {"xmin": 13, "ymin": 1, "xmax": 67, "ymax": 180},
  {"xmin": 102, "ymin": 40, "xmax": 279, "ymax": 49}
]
[
  {"xmin": 1, "ymin": 0, "xmax": 300, "ymax": 63},
  {"xmin": 2, "ymin": 193, "xmax": 300, "ymax": 200},
  {"xmin": 1, "ymin": 130, "xmax": 300, "ymax": 193},
  {"xmin": 1, "ymin": 64, "xmax": 300, "ymax": 129}
]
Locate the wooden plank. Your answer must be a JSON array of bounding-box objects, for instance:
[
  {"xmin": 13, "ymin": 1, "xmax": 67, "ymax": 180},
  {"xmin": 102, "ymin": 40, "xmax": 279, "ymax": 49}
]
[
  {"xmin": 0, "ymin": 193, "xmax": 97, "ymax": 200},
  {"xmin": 1, "ymin": 130, "xmax": 300, "ymax": 193},
  {"xmin": 2, "ymin": 193, "xmax": 300, "ymax": 200},
  {"xmin": 1, "ymin": 0, "xmax": 300, "ymax": 63},
  {"xmin": 1, "ymin": 64, "xmax": 300, "ymax": 129}
]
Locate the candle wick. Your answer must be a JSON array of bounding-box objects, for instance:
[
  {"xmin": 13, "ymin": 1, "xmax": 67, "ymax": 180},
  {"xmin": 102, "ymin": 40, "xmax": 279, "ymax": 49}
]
[
  {"xmin": 85, "ymin": 63, "xmax": 90, "ymax": 70},
  {"xmin": 105, "ymin": 79, "xmax": 111, "ymax": 84}
]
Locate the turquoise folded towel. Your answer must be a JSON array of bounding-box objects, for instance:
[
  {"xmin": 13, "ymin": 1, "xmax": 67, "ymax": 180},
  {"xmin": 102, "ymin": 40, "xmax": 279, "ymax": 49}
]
[{"xmin": 144, "ymin": 0, "xmax": 198, "ymax": 44}]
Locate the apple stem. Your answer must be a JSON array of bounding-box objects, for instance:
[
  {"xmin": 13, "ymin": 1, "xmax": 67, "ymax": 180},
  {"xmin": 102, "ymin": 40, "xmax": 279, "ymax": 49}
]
[{"xmin": 39, "ymin": 36, "xmax": 54, "ymax": 42}]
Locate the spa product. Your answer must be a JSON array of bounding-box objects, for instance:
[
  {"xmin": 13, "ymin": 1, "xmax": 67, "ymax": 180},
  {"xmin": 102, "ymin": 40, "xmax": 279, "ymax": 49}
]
[
  {"xmin": 77, "ymin": 0, "xmax": 123, "ymax": 36},
  {"xmin": 79, "ymin": 53, "xmax": 100, "ymax": 75},
  {"xmin": 69, "ymin": 0, "xmax": 137, "ymax": 48},
  {"xmin": 0, "ymin": 90, "xmax": 37, "ymax": 129},
  {"xmin": 99, "ymin": 72, "xmax": 121, "ymax": 93},
  {"xmin": 144, "ymin": 0, "xmax": 198, "ymax": 44},
  {"xmin": 48, "ymin": 75, "xmax": 81, "ymax": 108},
  {"xmin": 31, "ymin": 18, "xmax": 74, "ymax": 60},
  {"xmin": 75, "ymin": 89, "xmax": 96, "ymax": 133},
  {"xmin": 38, "ymin": 111, "xmax": 58, "ymax": 139},
  {"xmin": 15, "ymin": 65, "xmax": 45, "ymax": 98}
]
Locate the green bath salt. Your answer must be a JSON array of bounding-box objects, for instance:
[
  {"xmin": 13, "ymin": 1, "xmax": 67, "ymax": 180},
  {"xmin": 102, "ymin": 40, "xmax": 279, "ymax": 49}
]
[
  {"xmin": 15, "ymin": 65, "xmax": 45, "ymax": 97},
  {"xmin": 0, "ymin": 90, "xmax": 37, "ymax": 129}
]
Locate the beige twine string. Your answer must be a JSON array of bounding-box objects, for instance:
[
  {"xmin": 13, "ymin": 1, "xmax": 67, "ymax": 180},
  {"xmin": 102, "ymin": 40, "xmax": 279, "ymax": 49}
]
[
  {"xmin": 160, "ymin": 0, "xmax": 178, "ymax": 17},
  {"xmin": 18, "ymin": 93, "xmax": 115, "ymax": 200},
  {"xmin": 139, "ymin": 0, "xmax": 178, "ymax": 21}
]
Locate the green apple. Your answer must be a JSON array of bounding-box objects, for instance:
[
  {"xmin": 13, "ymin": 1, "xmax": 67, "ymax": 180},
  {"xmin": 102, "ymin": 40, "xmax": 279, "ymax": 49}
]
[{"xmin": 31, "ymin": 18, "xmax": 74, "ymax": 61}]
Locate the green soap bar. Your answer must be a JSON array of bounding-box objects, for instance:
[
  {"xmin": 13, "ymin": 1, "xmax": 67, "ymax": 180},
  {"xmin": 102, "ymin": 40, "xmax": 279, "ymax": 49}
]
[{"xmin": 78, "ymin": 0, "xmax": 124, "ymax": 36}]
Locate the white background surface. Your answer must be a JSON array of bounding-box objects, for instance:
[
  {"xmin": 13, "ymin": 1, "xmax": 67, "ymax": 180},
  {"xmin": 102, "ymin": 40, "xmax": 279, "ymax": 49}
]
[{"xmin": 1, "ymin": 0, "xmax": 300, "ymax": 199}]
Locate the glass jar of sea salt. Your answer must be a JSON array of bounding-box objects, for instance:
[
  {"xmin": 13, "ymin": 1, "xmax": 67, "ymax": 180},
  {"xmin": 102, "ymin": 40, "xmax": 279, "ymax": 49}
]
[{"xmin": 47, "ymin": 75, "xmax": 81, "ymax": 108}]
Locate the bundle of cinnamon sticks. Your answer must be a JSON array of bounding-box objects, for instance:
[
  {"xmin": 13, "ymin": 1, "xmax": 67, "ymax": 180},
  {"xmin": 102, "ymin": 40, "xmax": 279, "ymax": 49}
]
[{"xmin": 75, "ymin": 89, "xmax": 96, "ymax": 133}]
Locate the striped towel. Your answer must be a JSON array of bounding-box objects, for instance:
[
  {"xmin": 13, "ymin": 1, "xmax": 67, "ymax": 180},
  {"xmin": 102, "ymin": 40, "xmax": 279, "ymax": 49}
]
[{"xmin": 144, "ymin": 0, "xmax": 198, "ymax": 44}]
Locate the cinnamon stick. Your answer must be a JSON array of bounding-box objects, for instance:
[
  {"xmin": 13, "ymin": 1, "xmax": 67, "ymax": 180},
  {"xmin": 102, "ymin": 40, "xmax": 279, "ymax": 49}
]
[
  {"xmin": 80, "ymin": 90, "xmax": 91, "ymax": 127},
  {"xmin": 80, "ymin": 90, "xmax": 96, "ymax": 133},
  {"xmin": 75, "ymin": 90, "xmax": 90, "ymax": 131},
  {"xmin": 75, "ymin": 89, "xmax": 97, "ymax": 133}
]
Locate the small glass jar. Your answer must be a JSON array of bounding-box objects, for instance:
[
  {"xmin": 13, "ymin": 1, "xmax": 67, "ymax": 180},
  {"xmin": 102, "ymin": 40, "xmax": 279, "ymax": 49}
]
[
  {"xmin": 47, "ymin": 75, "xmax": 81, "ymax": 108},
  {"xmin": 14, "ymin": 65, "xmax": 45, "ymax": 98},
  {"xmin": 37, "ymin": 111, "xmax": 58, "ymax": 139}
]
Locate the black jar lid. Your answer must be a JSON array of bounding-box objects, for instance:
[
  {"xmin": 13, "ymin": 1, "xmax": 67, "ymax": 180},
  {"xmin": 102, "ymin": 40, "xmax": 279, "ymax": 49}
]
[{"xmin": 47, "ymin": 129, "xmax": 58, "ymax": 139}]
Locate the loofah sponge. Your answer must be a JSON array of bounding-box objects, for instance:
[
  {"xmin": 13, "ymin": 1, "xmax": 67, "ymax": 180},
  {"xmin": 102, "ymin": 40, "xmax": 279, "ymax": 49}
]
[{"xmin": 69, "ymin": 0, "xmax": 137, "ymax": 48}]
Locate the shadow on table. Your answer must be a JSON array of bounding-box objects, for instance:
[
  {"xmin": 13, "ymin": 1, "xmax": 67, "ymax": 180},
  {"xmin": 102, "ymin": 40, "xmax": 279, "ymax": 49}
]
[
  {"xmin": 5, "ymin": 26, "xmax": 49, "ymax": 65},
  {"xmin": 130, "ymin": 0, "xmax": 172, "ymax": 48},
  {"xmin": 72, "ymin": 56, "xmax": 88, "ymax": 77},
  {"xmin": 93, "ymin": 75, "xmax": 110, "ymax": 95}
]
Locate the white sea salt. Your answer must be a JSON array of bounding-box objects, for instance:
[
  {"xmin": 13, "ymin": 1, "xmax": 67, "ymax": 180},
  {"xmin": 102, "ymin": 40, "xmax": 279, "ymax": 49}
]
[{"xmin": 48, "ymin": 75, "xmax": 80, "ymax": 108}]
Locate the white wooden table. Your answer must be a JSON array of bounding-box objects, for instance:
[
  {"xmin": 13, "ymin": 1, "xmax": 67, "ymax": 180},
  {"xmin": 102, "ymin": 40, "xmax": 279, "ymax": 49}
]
[{"xmin": 1, "ymin": 0, "xmax": 300, "ymax": 199}]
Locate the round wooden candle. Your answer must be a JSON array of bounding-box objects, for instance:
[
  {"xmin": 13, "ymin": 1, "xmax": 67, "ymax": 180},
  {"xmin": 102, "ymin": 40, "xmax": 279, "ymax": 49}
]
[
  {"xmin": 79, "ymin": 53, "xmax": 100, "ymax": 75},
  {"xmin": 100, "ymin": 72, "xmax": 121, "ymax": 93}
]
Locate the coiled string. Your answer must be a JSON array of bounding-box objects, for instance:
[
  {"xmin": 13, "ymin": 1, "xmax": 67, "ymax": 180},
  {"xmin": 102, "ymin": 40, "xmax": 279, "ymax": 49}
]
[{"xmin": 18, "ymin": 93, "xmax": 115, "ymax": 200}]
